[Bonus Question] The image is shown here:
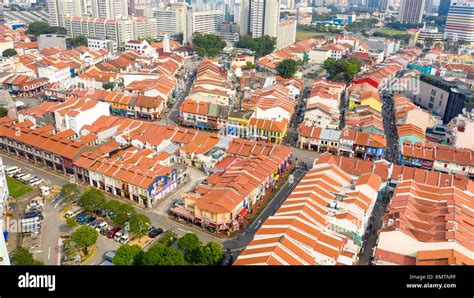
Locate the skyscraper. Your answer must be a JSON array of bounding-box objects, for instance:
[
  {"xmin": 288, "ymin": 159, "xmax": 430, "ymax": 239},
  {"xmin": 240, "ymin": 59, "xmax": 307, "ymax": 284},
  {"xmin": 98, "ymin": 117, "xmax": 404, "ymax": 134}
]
[
  {"xmin": 242, "ymin": 0, "xmax": 280, "ymax": 38},
  {"xmin": 365, "ymin": 0, "xmax": 380, "ymax": 11},
  {"xmin": 439, "ymin": 0, "xmax": 452, "ymax": 16},
  {"xmin": 378, "ymin": 0, "xmax": 389, "ymax": 12},
  {"xmin": 48, "ymin": 0, "xmax": 84, "ymax": 27},
  {"xmin": 397, "ymin": 0, "xmax": 425, "ymax": 23},
  {"xmin": 424, "ymin": 0, "xmax": 433, "ymax": 13},
  {"xmin": 187, "ymin": 10, "xmax": 223, "ymax": 43},
  {"xmin": 91, "ymin": 0, "xmax": 129, "ymax": 19},
  {"xmin": 444, "ymin": 0, "xmax": 474, "ymax": 42},
  {"xmin": 152, "ymin": 3, "xmax": 188, "ymax": 39}
]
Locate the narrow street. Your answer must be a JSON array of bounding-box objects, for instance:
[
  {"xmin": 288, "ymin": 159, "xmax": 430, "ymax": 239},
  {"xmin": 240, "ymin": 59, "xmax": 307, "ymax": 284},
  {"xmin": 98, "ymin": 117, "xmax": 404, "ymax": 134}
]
[
  {"xmin": 222, "ymin": 168, "xmax": 306, "ymax": 263},
  {"xmin": 358, "ymin": 192, "xmax": 391, "ymax": 265},
  {"xmin": 381, "ymin": 91, "xmax": 399, "ymax": 163},
  {"xmin": 155, "ymin": 59, "xmax": 198, "ymax": 126}
]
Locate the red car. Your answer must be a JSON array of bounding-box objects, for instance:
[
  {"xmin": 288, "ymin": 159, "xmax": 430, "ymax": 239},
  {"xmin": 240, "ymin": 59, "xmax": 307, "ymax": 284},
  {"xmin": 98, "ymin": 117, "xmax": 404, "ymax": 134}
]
[{"xmin": 106, "ymin": 226, "xmax": 121, "ymax": 239}]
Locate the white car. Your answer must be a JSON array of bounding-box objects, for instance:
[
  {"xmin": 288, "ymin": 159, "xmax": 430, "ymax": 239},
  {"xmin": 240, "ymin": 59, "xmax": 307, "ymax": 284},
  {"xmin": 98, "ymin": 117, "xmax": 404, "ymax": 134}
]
[
  {"xmin": 5, "ymin": 166, "xmax": 21, "ymax": 176},
  {"xmin": 119, "ymin": 234, "xmax": 129, "ymax": 244},
  {"xmin": 95, "ymin": 222, "xmax": 108, "ymax": 233},
  {"xmin": 20, "ymin": 174, "xmax": 32, "ymax": 182},
  {"xmin": 30, "ymin": 179, "xmax": 44, "ymax": 186},
  {"xmin": 113, "ymin": 230, "xmax": 124, "ymax": 242},
  {"xmin": 65, "ymin": 207, "xmax": 82, "ymax": 218}
]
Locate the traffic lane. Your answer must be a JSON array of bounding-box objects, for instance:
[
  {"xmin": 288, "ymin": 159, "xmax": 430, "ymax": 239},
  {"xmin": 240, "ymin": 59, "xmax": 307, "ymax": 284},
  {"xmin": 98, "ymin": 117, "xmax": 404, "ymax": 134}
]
[
  {"xmin": 32, "ymin": 196, "xmax": 68, "ymax": 265},
  {"xmin": 223, "ymin": 169, "xmax": 305, "ymax": 250}
]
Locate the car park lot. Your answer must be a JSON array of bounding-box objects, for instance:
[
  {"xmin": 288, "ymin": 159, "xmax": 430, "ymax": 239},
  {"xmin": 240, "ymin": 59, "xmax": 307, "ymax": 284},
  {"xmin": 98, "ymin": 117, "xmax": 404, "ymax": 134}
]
[{"xmin": 2, "ymin": 153, "xmax": 224, "ymax": 264}]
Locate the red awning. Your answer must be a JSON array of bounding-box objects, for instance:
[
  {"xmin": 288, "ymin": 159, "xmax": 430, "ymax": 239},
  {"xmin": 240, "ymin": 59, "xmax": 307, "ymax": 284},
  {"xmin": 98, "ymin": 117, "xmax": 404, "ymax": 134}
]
[
  {"xmin": 237, "ymin": 208, "xmax": 247, "ymax": 218},
  {"xmin": 170, "ymin": 206, "xmax": 194, "ymax": 220}
]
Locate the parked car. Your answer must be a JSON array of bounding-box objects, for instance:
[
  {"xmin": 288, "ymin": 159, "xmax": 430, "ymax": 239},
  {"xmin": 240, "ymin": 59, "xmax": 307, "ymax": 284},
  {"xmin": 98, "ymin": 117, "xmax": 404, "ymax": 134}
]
[
  {"xmin": 14, "ymin": 173, "xmax": 26, "ymax": 179},
  {"xmin": 100, "ymin": 227, "xmax": 109, "ymax": 235},
  {"xmin": 5, "ymin": 166, "xmax": 21, "ymax": 176},
  {"xmin": 107, "ymin": 227, "xmax": 121, "ymax": 239},
  {"xmin": 27, "ymin": 177, "xmax": 39, "ymax": 184},
  {"xmin": 95, "ymin": 208, "xmax": 107, "ymax": 217},
  {"xmin": 100, "ymin": 251, "xmax": 115, "ymax": 265},
  {"xmin": 27, "ymin": 200, "xmax": 43, "ymax": 210},
  {"xmin": 113, "ymin": 230, "xmax": 125, "ymax": 242},
  {"xmin": 30, "ymin": 179, "xmax": 45, "ymax": 187},
  {"xmin": 65, "ymin": 207, "xmax": 83, "ymax": 218},
  {"xmin": 87, "ymin": 219, "xmax": 101, "ymax": 228},
  {"xmin": 76, "ymin": 213, "xmax": 93, "ymax": 224},
  {"xmin": 19, "ymin": 174, "xmax": 32, "ymax": 182},
  {"xmin": 84, "ymin": 215, "xmax": 97, "ymax": 225},
  {"xmin": 148, "ymin": 227, "xmax": 163, "ymax": 238},
  {"xmin": 25, "ymin": 176, "xmax": 38, "ymax": 183},
  {"xmin": 24, "ymin": 210, "xmax": 43, "ymax": 221},
  {"xmin": 61, "ymin": 251, "xmax": 81, "ymax": 266},
  {"xmin": 104, "ymin": 251, "xmax": 115, "ymax": 262},
  {"xmin": 96, "ymin": 222, "xmax": 108, "ymax": 233},
  {"xmin": 106, "ymin": 211, "xmax": 115, "ymax": 219},
  {"xmin": 26, "ymin": 205, "xmax": 43, "ymax": 214},
  {"xmin": 75, "ymin": 211, "xmax": 87, "ymax": 219},
  {"xmin": 119, "ymin": 234, "xmax": 129, "ymax": 244}
]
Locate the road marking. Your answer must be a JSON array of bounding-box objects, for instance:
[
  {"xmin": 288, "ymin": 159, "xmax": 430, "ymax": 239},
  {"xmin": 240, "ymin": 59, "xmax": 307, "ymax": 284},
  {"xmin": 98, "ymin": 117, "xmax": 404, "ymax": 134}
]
[
  {"xmin": 31, "ymin": 250, "xmax": 44, "ymax": 253},
  {"xmin": 177, "ymin": 228, "xmax": 190, "ymax": 233},
  {"xmin": 48, "ymin": 247, "xmax": 51, "ymax": 260},
  {"xmin": 54, "ymin": 198, "xmax": 64, "ymax": 209}
]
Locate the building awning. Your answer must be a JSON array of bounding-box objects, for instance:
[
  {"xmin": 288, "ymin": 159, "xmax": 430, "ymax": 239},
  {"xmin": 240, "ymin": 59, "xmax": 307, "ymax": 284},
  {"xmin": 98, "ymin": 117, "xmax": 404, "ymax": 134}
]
[
  {"xmin": 237, "ymin": 208, "xmax": 247, "ymax": 218},
  {"xmin": 170, "ymin": 206, "xmax": 194, "ymax": 220}
]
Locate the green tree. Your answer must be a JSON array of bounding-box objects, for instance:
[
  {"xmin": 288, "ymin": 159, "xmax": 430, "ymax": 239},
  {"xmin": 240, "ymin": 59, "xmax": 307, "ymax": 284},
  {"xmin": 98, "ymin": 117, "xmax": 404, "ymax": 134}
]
[
  {"xmin": 102, "ymin": 82, "xmax": 116, "ymax": 91},
  {"xmin": 104, "ymin": 200, "xmax": 121, "ymax": 213},
  {"xmin": 2, "ymin": 48, "xmax": 17, "ymax": 57},
  {"xmin": 246, "ymin": 61, "xmax": 256, "ymax": 69},
  {"xmin": 26, "ymin": 21, "xmax": 67, "ymax": 36},
  {"xmin": 60, "ymin": 183, "xmax": 80, "ymax": 205},
  {"xmin": 159, "ymin": 230, "xmax": 178, "ymax": 247},
  {"xmin": 112, "ymin": 244, "xmax": 144, "ymax": 265},
  {"xmin": 0, "ymin": 107, "xmax": 8, "ymax": 117},
  {"xmin": 323, "ymin": 58, "xmax": 362, "ymax": 83},
  {"xmin": 142, "ymin": 243, "xmax": 186, "ymax": 265},
  {"xmin": 277, "ymin": 59, "xmax": 299, "ymax": 79},
  {"xmin": 71, "ymin": 35, "xmax": 87, "ymax": 47},
  {"xmin": 128, "ymin": 213, "xmax": 150, "ymax": 238},
  {"xmin": 10, "ymin": 246, "xmax": 43, "ymax": 265},
  {"xmin": 62, "ymin": 239, "xmax": 77, "ymax": 260},
  {"xmin": 178, "ymin": 233, "xmax": 201, "ymax": 252},
  {"xmin": 71, "ymin": 225, "xmax": 99, "ymax": 255},
  {"xmin": 345, "ymin": 19, "xmax": 379, "ymax": 33},
  {"xmin": 79, "ymin": 188, "xmax": 106, "ymax": 212},
  {"xmin": 112, "ymin": 203, "xmax": 135, "ymax": 226},
  {"xmin": 385, "ymin": 21, "xmax": 423, "ymax": 31},
  {"xmin": 192, "ymin": 33, "xmax": 226, "ymax": 57},
  {"xmin": 65, "ymin": 217, "xmax": 79, "ymax": 229},
  {"xmin": 178, "ymin": 233, "xmax": 201, "ymax": 263},
  {"xmin": 139, "ymin": 36, "xmax": 157, "ymax": 44},
  {"xmin": 236, "ymin": 35, "xmax": 276, "ymax": 57},
  {"xmin": 196, "ymin": 242, "xmax": 223, "ymax": 265}
]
